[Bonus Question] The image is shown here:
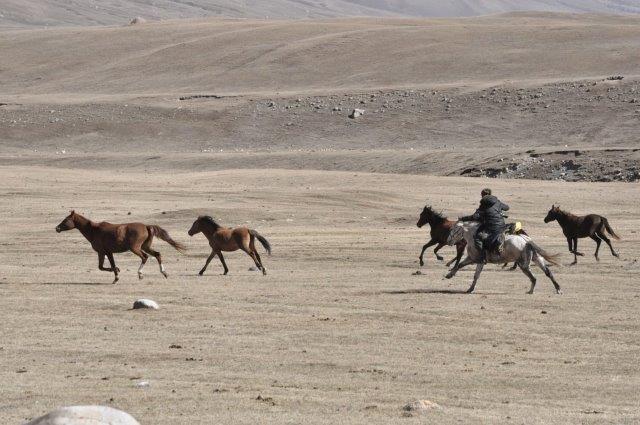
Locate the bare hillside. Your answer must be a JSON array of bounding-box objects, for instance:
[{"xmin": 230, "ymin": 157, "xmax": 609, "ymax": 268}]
[
  {"xmin": 1, "ymin": 0, "xmax": 639, "ymax": 27},
  {"xmin": 1, "ymin": 14, "xmax": 639, "ymax": 180}
]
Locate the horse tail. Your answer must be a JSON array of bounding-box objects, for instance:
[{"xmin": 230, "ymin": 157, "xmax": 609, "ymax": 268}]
[
  {"xmin": 148, "ymin": 225, "xmax": 187, "ymax": 253},
  {"xmin": 602, "ymin": 217, "xmax": 621, "ymax": 240},
  {"xmin": 250, "ymin": 229, "xmax": 271, "ymax": 255},
  {"xmin": 527, "ymin": 241, "xmax": 560, "ymax": 266}
]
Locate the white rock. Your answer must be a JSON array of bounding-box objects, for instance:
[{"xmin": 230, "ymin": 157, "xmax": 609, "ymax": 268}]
[
  {"xmin": 129, "ymin": 17, "xmax": 146, "ymax": 25},
  {"xmin": 403, "ymin": 399, "xmax": 442, "ymax": 413},
  {"xmin": 26, "ymin": 406, "xmax": 140, "ymax": 425},
  {"xmin": 349, "ymin": 108, "xmax": 365, "ymax": 119},
  {"xmin": 133, "ymin": 299, "xmax": 159, "ymax": 310}
]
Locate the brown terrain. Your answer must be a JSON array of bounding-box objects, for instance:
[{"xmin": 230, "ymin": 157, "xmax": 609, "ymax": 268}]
[{"xmin": 1, "ymin": 10, "xmax": 639, "ymax": 425}]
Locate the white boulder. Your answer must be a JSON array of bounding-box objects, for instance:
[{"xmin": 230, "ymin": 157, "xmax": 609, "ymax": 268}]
[
  {"xmin": 133, "ymin": 299, "xmax": 159, "ymax": 310},
  {"xmin": 26, "ymin": 406, "xmax": 140, "ymax": 425}
]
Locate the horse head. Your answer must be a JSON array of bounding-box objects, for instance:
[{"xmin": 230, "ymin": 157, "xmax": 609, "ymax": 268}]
[
  {"xmin": 417, "ymin": 206, "xmax": 432, "ymax": 228},
  {"xmin": 56, "ymin": 210, "xmax": 76, "ymax": 233},
  {"xmin": 544, "ymin": 205, "xmax": 561, "ymax": 223}
]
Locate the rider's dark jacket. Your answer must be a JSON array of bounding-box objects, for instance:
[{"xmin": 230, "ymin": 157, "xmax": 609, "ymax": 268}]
[{"xmin": 460, "ymin": 195, "xmax": 510, "ymax": 249}]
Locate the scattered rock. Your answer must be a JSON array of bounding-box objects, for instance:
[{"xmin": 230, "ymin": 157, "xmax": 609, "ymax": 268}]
[
  {"xmin": 26, "ymin": 406, "xmax": 140, "ymax": 425},
  {"xmin": 256, "ymin": 395, "xmax": 276, "ymax": 405},
  {"xmin": 129, "ymin": 17, "xmax": 147, "ymax": 25},
  {"xmin": 607, "ymin": 75, "xmax": 624, "ymax": 81},
  {"xmin": 412, "ymin": 270, "xmax": 422, "ymax": 276},
  {"xmin": 402, "ymin": 400, "xmax": 441, "ymax": 414},
  {"xmin": 135, "ymin": 381, "xmax": 150, "ymax": 388},
  {"xmin": 349, "ymin": 108, "xmax": 365, "ymax": 119},
  {"xmin": 133, "ymin": 299, "xmax": 159, "ymax": 310}
]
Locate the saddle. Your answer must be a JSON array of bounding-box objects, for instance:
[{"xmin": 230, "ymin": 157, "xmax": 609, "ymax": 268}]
[{"xmin": 478, "ymin": 222, "xmax": 523, "ymax": 255}]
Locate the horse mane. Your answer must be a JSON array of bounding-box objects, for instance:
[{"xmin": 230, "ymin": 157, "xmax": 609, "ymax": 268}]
[
  {"xmin": 425, "ymin": 206, "xmax": 447, "ymax": 224},
  {"xmin": 554, "ymin": 207, "xmax": 576, "ymax": 218},
  {"xmin": 199, "ymin": 215, "xmax": 221, "ymax": 228}
]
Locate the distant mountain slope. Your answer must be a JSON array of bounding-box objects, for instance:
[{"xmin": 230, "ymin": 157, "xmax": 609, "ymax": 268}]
[{"xmin": 0, "ymin": 0, "xmax": 638, "ymax": 27}]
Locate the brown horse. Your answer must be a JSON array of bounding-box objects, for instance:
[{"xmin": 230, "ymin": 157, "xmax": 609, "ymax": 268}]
[
  {"xmin": 188, "ymin": 216, "xmax": 271, "ymax": 276},
  {"xmin": 417, "ymin": 206, "xmax": 465, "ymax": 268},
  {"xmin": 544, "ymin": 205, "xmax": 620, "ymax": 265},
  {"xmin": 56, "ymin": 211, "xmax": 186, "ymax": 283}
]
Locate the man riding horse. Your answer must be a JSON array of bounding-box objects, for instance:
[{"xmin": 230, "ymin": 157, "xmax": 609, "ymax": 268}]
[{"xmin": 459, "ymin": 188, "xmax": 510, "ymax": 263}]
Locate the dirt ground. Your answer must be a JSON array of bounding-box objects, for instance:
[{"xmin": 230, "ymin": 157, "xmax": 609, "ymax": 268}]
[{"xmin": 1, "ymin": 166, "xmax": 638, "ymax": 424}]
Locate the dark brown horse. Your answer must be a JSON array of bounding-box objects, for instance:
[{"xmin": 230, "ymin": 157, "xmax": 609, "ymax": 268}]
[
  {"xmin": 544, "ymin": 205, "xmax": 620, "ymax": 265},
  {"xmin": 56, "ymin": 211, "xmax": 186, "ymax": 283},
  {"xmin": 417, "ymin": 206, "xmax": 465, "ymax": 268},
  {"xmin": 188, "ymin": 216, "xmax": 271, "ymax": 276}
]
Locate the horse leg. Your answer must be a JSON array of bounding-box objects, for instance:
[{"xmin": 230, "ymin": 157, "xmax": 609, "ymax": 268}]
[
  {"xmin": 199, "ymin": 251, "xmax": 216, "ymax": 276},
  {"xmin": 98, "ymin": 253, "xmax": 116, "ymax": 273},
  {"xmin": 590, "ymin": 235, "xmax": 602, "ymax": 261},
  {"xmin": 533, "ymin": 254, "xmax": 562, "ymax": 295},
  {"xmin": 597, "ymin": 231, "xmax": 619, "ymax": 258},
  {"xmin": 433, "ymin": 243, "xmax": 445, "ymax": 261},
  {"xmin": 574, "ymin": 238, "xmax": 584, "ymax": 256},
  {"xmin": 218, "ymin": 252, "xmax": 229, "ymax": 275},
  {"xmin": 106, "ymin": 253, "xmax": 119, "ymax": 283},
  {"xmin": 446, "ymin": 243, "xmax": 465, "ymax": 267},
  {"xmin": 244, "ymin": 249, "xmax": 264, "ymax": 275},
  {"xmin": 143, "ymin": 247, "xmax": 166, "ymax": 278},
  {"xmin": 419, "ymin": 239, "xmax": 437, "ymax": 266},
  {"xmin": 445, "ymin": 255, "xmax": 474, "ymax": 279},
  {"xmin": 254, "ymin": 250, "xmax": 266, "ymax": 275},
  {"xmin": 520, "ymin": 265, "xmax": 537, "ymax": 294},
  {"xmin": 570, "ymin": 238, "xmax": 578, "ymax": 265},
  {"xmin": 466, "ymin": 263, "xmax": 484, "ymax": 294},
  {"xmin": 141, "ymin": 237, "xmax": 167, "ymax": 278},
  {"xmin": 130, "ymin": 247, "xmax": 149, "ymax": 280}
]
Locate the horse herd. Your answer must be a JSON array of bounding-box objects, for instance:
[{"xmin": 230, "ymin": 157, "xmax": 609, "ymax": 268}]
[{"xmin": 55, "ymin": 204, "xmax": 620, "ymax": 294}]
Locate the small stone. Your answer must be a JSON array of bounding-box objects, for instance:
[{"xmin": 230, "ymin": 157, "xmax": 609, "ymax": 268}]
[
  {"xmin": 133, "ymin": 299, "xmax": 159, "ymax": 310},
  {"xmin": 349, "ymin": 109, "xmax": 365, "ymax": 119},
  {"xmin": 129, "ymin": 17, "xmax": 147, "ymax": 25},
  {"xmin": 403, "ymin": 400, "xmax": 441, "ymax": 414}
]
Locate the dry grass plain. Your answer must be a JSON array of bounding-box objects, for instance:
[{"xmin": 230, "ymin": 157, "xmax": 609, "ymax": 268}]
[{"xmin": 1, "ymin": 165, "xmax": 638, "ymax": 424}]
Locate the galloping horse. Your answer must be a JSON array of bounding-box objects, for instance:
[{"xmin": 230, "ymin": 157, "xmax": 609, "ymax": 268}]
[
  {"xmin": 417, "ymin": 206, "xmax": 465, "ymax": 268},
  {"xmin": 544, "ymin": 205, "xmax": 620, "ymax": 265},
  {"xmin": 188, "ymin": 216, "xmax": 271, "ymax": 276},
  {"xmin": 446, "ymin": 221, "xmax": 562, "ymax": 294},
  {"xmin": 55, "ymin": 211, "xmax": 185, "ymax": 283}
]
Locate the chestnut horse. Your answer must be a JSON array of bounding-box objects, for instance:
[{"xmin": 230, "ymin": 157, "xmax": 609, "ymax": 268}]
[
  {"xmin": 417, "ymin": 205, "xmax": 465, "ymax": 268},
  {"xmin": 56, "ymin": 211, "xmax": 185, "ymax": 283},
  {"xmin": 188, "ymin": 216, "xmax": 271, "ymax": 276},
  {"xmin": 544, "ymin": 205, "xmax": 620, "ymax": 265}
]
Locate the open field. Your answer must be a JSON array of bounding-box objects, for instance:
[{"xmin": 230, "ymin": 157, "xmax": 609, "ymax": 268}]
[
  {"xmin": 1, "ymin": 166, "xmax": 638, "ymax": 424},
  {"xmin": 2, "ymin": 8, "xmax": 639, "ymax": 424}
]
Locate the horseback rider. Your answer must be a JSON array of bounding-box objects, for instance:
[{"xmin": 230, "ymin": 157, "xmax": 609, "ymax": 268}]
[{"xmin": 459, "ymin": 188, "xmax": 510, "ymax": 263}]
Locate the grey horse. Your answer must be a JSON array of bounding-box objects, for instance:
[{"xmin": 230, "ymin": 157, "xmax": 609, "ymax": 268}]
[{"xmin": 445, "ymin": 221, "xmax": 562, "ymax": 294}]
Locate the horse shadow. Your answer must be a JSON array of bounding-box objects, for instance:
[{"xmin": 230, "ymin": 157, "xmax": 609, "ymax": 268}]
[
  {"xmin": 36, "ymin": 281, "xmax": 109, "ymax": 286},
  {"xmin": 381, "ymin": 288, "xmax": 469, "ymax": 295}
]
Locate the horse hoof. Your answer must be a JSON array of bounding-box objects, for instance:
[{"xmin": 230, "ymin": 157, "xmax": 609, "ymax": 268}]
[
  {"xmin": 556, "ymin": 290, "xmax": 563, "ymax": 295},
  {"xmin": 526, "ymin": 291, "xmax": 533, "ymax": 295},
  {"xmin": 445, "ymin": 273, "xmax": 453, "ymax": 279},
  {"xmin": 436, "ymin": 257, "xmax": 444, "ymax": 262},
  {"xmin": 112, "ymin": 278, "xmax": 119, "ymax": 284},
  {"xmin": 466, "ymin": 288, "xmax": 474, "ymax": 294},
  {"xmin": 198, "ymin": 271, "xmax": 204, "ymax": 276},
  {"xmin": 138, "ymin": 274, "xmax": 143, "ymax": 280},
  {"xmin": 262, "ymin": 271, "xmax": 267, "ymax": 276},
  {"xmin": 162, "ymin": 273, "xmax": 168, "ymax": 279},
  {"xmin": 115, "ymin": 268, "xmax": 121, "ymax": 273}
]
